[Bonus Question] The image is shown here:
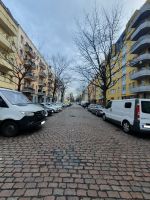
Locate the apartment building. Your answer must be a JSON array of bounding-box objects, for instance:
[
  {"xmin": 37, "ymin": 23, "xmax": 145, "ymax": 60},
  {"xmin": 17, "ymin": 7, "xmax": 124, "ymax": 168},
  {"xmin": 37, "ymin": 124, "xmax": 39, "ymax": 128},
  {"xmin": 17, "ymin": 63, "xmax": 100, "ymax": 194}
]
[
  {"xmin": 83, "ymin": 0, "xmax": 150, "ymax": 104},
  {"xmin": 0, "ymin": 0, "xmax": 18, "ymax": 90},
  {"xmin": 107, "ymin": 0, "xmax": 150, "ymax": 101},
  {"xmin": 18, "ymin": 27, "xmax": 54, "ymax": 103},
  {"xmin": 0, "ymin": 0, "xmax": 55, "ymax": 103}
]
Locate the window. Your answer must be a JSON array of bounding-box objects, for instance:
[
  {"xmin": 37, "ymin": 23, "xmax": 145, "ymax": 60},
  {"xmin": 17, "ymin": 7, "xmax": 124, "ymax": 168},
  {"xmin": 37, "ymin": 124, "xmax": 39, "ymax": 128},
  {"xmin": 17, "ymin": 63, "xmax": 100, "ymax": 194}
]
[
  {"xmin": 125, "ymin": 102, "xmax": 132, "ymax": 108},
  {"xmin": 141, "ymin": 101, "xmax": 150, "ymax": 114},
  {"xmin": 0, "ymin": 96, "xmax": 8, "ymax": 108},
  {"xmin": 21, "ymin": 35, "xmax": 24, "ymax": 44},
  {"xmin": 20, "ymin": 49, "xmax": 23, "ymax": 55},
  {"xmin": 106, "ymin": 101, "xmax": 112, "ymax": 109}
]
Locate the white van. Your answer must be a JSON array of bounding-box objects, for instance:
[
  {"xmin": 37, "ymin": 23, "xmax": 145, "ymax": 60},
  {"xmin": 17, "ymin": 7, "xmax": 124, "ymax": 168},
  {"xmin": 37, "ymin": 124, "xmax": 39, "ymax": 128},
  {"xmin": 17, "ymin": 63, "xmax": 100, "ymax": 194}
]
[
  {"xmin": 0, "ymin": 88, "xmax": 46, "ymax": 137},
  {"xmin": 102, "ymin": 99, "xmax": 150, "ymax": 133}
]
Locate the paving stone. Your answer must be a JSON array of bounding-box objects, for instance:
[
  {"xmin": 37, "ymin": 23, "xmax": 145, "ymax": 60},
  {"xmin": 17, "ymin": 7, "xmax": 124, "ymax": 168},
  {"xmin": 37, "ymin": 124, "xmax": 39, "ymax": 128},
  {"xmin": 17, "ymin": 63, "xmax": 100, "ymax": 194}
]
[
  {"xmin": 24, "ymin": 189, "xmax": 39, "ymax": 197},
  {"xmin": 39, "ymin": 188, "xmax": 53, "ymax": 196},
  {"xmin": 0, "ymin": 105, "xmax": 150, "ymax": 199}
]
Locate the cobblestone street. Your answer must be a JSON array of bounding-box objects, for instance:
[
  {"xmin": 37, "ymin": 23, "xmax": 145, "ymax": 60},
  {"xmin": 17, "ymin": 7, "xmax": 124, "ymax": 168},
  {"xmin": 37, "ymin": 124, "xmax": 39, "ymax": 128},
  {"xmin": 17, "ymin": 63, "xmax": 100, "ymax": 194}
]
[{"xmin": 0, "ymin": 105, "xmax": 150, "ymax": 199}]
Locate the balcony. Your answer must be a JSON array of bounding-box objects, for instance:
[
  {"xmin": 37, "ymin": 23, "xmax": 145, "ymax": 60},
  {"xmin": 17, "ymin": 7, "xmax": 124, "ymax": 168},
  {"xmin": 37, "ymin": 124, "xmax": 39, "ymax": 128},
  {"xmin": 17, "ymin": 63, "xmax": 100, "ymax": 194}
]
[
  {"xmin": 131, "ymin": 21, "xmax": 150, "ymax": 41},
  {"xmin": 0, "ymin": 33, "xmax": 15, "ymax": 52},
  {"xmin": 24, "ymin": 60, "xmax": 36, "ymax": 69},
  {"xmin": 0, "ymin": 10, "xmax": 17, "ymax": 36},
  {"xmin": 39, "ymin": 61, "xmax": 46, "ymax": 70},
  {"xmin": 130, "ymin": 53, "xmax": 150, "ymax": 67},
  {"xmin": 24, "ymin": 72, "xmax": 36, "ymax": 81},
  {"xmin": 24, "ymin": 44, "xmax": 36, "ymax": 59},
  {"xmin": 39, "ymin": 71, "xmax": 46, "ymax": 78},
  {"xmin": 38, "ymin": 80, "xmax": 44, "ymax": 86},
  {"xmin": 130, "ymin": 85, "xmax": 150, "ymax": 93},
  {"xmin": 131, "ymin": 35, "xmax": 150, "ymax": 54},
  {"xmin": 130, "ymin": 3, "xmax": 150, "ymax": 28},
  {"xmin": 0, "ymin": 57, "xmax": 12, "ymax": 71},
  {"xmin": 131, "ymin": 69, "xmax": 150, "ymax": 80},
  {"xmin": 22, "ymin": 86, "xmax": 35, "ymax": 94}
]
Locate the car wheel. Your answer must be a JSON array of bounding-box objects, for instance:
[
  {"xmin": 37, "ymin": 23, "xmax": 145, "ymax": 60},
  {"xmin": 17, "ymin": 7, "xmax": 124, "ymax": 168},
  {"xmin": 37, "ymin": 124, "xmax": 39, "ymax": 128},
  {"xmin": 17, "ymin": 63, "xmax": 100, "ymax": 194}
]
[
  {"xmin": 95, "ymin": 111, "xmax": 98, "ymax": 116},
  {"xmin": 122, "ymin": 121, "xmax": 130, "ymax": 133},
  {"xmin": 102, "ymin": 114, "xmax": 106, "ymax": 121},
  {"xmin": 1, "ymin": 121, "xmax": 18, "ymax": 137}
]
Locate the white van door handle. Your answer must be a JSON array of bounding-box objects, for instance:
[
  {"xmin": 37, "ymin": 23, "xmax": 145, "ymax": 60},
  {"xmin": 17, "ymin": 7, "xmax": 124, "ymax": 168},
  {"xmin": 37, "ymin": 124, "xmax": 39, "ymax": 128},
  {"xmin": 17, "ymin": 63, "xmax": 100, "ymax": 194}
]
[{"xmin": 110, "ymin": 108, "xmax": 112, "ymax": 112}]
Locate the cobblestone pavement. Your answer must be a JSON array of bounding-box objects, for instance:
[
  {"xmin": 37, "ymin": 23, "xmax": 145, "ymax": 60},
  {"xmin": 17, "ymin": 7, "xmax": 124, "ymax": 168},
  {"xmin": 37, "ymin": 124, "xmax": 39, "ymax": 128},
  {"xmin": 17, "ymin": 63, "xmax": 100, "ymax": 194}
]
[{"xmin": 0, "ymin": 105, "xmax": 150, "ymax": 200}]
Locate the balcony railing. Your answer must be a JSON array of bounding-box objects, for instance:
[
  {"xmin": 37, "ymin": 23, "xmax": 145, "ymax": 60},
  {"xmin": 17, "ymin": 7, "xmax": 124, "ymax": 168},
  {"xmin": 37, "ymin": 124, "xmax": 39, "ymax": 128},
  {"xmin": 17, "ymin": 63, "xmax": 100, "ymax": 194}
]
[
  {"xmin": 0, "ymin": 33, "xmax": 15, "ymax": 52},
  {"xmin": 24, "ymin": 60, "xmax": 36, "ymax": 69},
  {"xmin": 24, "ymin": 44, "xmax": 36, "ymax": 59},
  {"xmin": 131, "ymin": 20, "xmax": 150, "ymax": 41},
  {"xmin": 24, "ymin": 72, "xmax": 36, "ymax": 81},
  {"xmin": 131, "ymin": 35, "xmax": 150, "ymax": 54},
  {"xmin": 130, "ymin": 3, "xmax": 150, "ymax": 28},
  {"xmin": 39, "ymin": 71, "xmax": 46, "ymax": 78},
  {"xmin": 130, "ymin": 53, "xmax": 150, "ymax": 67},
  {"xmin": 39, "ymin": 61, "xmax": 46, "ymax": 70},
  {"xmin": 22, "ymin": 86, "xmax": 35, "ymax": 93},
  {"xmin": 130, "ymin": 85, "xmax": 150, "ymax": 93},
  {"xmin": 131, "ymin": 69, "xmax": 150, "ymax": 80}
]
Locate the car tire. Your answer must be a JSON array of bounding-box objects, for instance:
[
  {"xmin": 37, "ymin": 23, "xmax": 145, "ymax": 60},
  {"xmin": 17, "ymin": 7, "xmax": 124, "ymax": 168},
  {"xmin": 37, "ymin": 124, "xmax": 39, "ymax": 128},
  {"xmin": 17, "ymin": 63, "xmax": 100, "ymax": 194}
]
[
  {"xmin": 1, "ymin": 121, "xmax": 18, "ymax": 137},
  {"xmin": 102, "ymin": 114, "xmax": 106, "ymax": 121},
  {"xmin": 122, "ymin": 121, "xmax": 131, "ymax": 134}
]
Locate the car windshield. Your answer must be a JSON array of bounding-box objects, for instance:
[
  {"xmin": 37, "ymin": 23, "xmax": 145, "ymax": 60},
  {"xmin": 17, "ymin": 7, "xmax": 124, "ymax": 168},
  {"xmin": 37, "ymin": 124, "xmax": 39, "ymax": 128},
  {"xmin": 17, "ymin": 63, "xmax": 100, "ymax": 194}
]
[
  {"xmin": 141, "ymin": 101, "xmax": 150, "ymax": 114},
  {"xmin": 1, "ymin": 90, "xmax": 31, "ymax": 105}
]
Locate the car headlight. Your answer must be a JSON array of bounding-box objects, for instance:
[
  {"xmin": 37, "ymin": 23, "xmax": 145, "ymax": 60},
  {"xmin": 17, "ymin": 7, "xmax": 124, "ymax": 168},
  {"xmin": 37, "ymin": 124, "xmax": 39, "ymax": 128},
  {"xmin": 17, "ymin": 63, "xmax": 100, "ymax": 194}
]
[{"xmin": 21, "ymin": 111, "xmax": 34, "ymax": 116}]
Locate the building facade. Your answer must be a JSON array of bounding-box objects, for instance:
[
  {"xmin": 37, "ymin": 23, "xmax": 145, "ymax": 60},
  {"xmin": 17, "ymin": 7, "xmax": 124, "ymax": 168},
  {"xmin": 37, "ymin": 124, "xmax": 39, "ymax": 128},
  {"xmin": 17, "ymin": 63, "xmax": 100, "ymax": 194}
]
[
  {"xmin": 107, "ymin": 0, "xmax": 150, "ymax": 101},
  {"xmin": 0, "ymin": 1, "xmax": 55, "ymax": 103},
  {"xmin": 82, "ymin": 0, "xmax": 150, "ymax": 104},
  {"xmin": 0, "ymin": 0, "xmax": 18, "ymax": 90}
]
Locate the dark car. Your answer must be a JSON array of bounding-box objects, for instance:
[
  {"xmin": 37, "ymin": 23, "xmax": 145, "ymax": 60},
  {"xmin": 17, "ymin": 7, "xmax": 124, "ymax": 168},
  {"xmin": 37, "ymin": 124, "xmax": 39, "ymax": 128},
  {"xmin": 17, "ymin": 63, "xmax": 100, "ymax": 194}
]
[
  {"xmin": 92, "ymin": 105, "xmax": 104, "ymax": 116},
  {"xmin": 82, "ymin": 102, "xmax": 90, "ymax": 108},
  {"xmin": 88, "ymin": 104, "xmax": 104, "ymax": 116}
]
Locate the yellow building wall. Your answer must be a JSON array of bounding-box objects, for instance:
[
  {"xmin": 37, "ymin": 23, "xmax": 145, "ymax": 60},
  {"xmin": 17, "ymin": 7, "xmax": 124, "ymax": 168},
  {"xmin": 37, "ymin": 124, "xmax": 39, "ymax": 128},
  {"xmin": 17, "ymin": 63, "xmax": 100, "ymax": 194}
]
[{"xmin": 0, "ymin": 2, "xmax": 18, "ymax": 90}]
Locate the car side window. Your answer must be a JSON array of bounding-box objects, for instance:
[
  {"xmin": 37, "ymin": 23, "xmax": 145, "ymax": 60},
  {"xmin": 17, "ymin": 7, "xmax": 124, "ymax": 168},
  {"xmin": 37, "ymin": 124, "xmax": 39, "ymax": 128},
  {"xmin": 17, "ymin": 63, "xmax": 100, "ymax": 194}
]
[
  {"xmin": 0, "ymin": 96, "xmax": 8, "ymax": 108},
  {"xmin": 125, "ymin": 102, "xmax": 132, "ymax": 108},
  {"xmin": 105, "ymin": 101, "xmax": 112, "ymax": 109}
]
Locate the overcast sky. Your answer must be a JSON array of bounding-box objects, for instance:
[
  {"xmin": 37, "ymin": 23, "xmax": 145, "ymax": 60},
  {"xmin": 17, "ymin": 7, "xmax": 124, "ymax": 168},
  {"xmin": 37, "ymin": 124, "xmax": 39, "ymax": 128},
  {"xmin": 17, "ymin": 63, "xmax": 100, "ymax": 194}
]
[{"xmin": 3, "ymin": 0, "xmax": 146, "ymax": 96}]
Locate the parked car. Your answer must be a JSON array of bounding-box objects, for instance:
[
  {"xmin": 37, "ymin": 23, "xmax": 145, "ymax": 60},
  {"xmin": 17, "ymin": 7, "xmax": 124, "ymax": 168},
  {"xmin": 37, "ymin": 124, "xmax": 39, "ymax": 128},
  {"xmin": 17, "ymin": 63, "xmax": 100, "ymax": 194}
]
[
  {"xmin": 40, "ymin": 104, "xmax": 54, "ymax": 116},
  {"xmin": 0, "ymin": 88, "xmax": 46, "ymax": 137},
  {"xmin": 46, "ymin": 103, "xmax": 61, "ymax": 113},
  {"xmin": 81, "ymin": 101, "xmax": 90, "ymax": 108},
  {"xmin": 92, "ymin": 105, "xmax": 104, "ymax": 116},
  {"xmin": 102, "ymin": 99, "xmax": 150, "ymax": 134},
  {"xmin": 87, "ymin": 104, "xmax": 96, "ymax": 112}
]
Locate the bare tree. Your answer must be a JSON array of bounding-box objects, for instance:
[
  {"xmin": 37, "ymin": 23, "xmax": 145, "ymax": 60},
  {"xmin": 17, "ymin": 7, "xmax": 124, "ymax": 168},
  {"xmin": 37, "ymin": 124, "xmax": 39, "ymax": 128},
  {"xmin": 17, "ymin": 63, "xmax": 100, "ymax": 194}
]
[
  {"xmin": 74, "ymin": 4, "xmax": 123, "ymax": 106},
  {"xmin": 59, "ymin": 76, "xmax": 72, "ymax": 102},
  {"xmin": 0, "ymin": 35, "xmax": 36, "ymax": 91},
  {"xmin": 51, "ymin": 54, "xmax": 71, "ymax": 102}
]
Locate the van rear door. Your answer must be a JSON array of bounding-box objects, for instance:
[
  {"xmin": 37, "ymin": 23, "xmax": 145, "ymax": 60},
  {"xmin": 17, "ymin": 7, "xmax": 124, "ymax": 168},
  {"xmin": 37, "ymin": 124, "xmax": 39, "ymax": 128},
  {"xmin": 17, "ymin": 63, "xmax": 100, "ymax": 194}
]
[{"xmin": 140, "ymin": 100, "xmax": 150, "ymax": 130}]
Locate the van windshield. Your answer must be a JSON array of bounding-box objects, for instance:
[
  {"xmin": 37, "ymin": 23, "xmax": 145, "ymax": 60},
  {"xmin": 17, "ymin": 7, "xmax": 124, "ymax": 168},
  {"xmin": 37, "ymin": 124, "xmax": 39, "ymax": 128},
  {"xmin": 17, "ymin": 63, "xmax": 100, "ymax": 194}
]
[
  {"xmin": 1, "ymin": 90, "xmax": 31, "ymax": 105},
  {"xmin": 141, "ymin": 101, "xmax": 150, "ymax": 114}
]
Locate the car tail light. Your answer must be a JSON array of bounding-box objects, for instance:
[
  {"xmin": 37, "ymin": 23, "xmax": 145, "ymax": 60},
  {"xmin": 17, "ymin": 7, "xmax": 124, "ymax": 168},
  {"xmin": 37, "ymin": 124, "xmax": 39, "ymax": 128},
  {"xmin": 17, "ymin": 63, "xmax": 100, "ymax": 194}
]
[{"xmin": 135, "ymin": 104, "xmax": 140, "ymax": 120}]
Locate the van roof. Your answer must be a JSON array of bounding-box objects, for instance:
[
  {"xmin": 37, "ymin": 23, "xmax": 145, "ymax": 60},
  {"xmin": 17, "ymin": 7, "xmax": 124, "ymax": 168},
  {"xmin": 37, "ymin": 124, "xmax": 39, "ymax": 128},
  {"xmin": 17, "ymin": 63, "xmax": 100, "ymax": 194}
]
[
  {"xmin": 110, "ymin": 99, "xmax": 150, "ymax": 101},
  {"xmin": 0, "ymin": 88, "xmax": 20, "ymax": 93}
]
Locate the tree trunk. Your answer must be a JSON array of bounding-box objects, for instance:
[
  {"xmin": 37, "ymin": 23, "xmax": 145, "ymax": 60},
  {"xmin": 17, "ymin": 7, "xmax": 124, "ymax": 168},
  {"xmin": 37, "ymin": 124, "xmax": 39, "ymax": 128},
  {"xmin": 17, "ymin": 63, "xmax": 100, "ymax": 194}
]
[
  {"xmin": 52, "ymin": 82, "xmax": 57, "ymax": 102},
  {"xmin": 103, "ymin": 90, "xmax": 107, "ymax": 107},
  {"xmin": 17, "ymin": 80, "xmax": 22, "ymax": 92}
]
